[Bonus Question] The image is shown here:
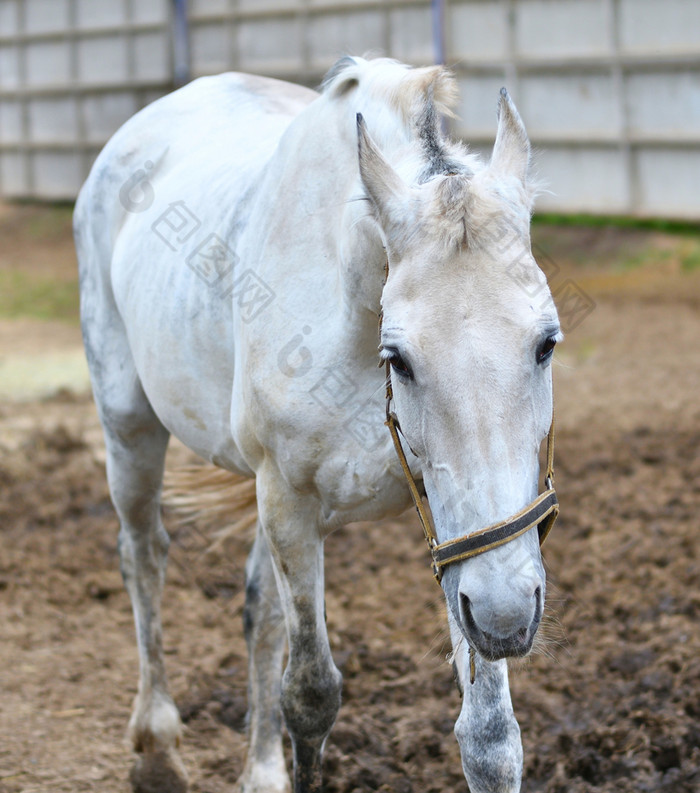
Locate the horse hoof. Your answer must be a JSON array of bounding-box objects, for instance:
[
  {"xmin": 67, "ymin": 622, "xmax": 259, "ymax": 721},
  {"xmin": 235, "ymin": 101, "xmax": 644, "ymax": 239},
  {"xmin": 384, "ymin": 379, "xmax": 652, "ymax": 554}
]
[
  {"xmin": 130, "ymin": 749, "xmax": 189, "ymax": 793},
  {"xmin": 236, "ymin": 764, "xmax": 292, "ymax": 793}
]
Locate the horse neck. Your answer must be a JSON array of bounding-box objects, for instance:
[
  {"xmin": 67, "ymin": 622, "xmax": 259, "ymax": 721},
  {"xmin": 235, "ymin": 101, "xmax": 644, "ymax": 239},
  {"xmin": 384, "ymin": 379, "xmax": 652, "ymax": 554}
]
[
  {"xmin": 257, "ymin": 94, "xmax": 409, "ymax": 358},
  {"xmin": 331, "ymin": 100, "xmax": 412, "ymax": 358}
]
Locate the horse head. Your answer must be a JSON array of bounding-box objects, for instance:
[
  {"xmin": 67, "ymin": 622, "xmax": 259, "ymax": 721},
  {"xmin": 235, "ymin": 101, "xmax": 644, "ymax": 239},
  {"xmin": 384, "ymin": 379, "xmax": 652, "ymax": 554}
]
[{"xmin": 358, "ymin": 88, "xmax": 561, "ymax": 663}]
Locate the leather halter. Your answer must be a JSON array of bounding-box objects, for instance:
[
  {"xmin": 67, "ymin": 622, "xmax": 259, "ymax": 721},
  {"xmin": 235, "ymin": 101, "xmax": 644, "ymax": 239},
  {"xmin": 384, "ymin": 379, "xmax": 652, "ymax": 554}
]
[
  {"xmin": 383, "ymin": 360, "xmax": 559, "ymax": 586},
  {"xmin": 377, "ymin": 255, "xmax": 558, "ymax": 687}
]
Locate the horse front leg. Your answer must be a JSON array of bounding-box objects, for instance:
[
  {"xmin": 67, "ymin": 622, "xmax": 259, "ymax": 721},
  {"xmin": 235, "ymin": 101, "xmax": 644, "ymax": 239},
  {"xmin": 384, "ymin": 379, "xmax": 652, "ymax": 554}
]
[
  {"xmin": 257, "ymin": 472, "xmax": 342, "ymax": 793},
  {"xmin": 448, "ymin": 611, "xmax": 523, "ymax": 793},
  {"xmin": 238, "ymin": 523, "xmax": 290, "ymax": 793}
]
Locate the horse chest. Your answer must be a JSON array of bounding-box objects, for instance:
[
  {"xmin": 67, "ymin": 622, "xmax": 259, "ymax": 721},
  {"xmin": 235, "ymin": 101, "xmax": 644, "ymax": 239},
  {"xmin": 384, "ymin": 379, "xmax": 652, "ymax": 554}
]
[{"xmin": 312, "ymin": 447, "xmax": 415, "ymax": 529}]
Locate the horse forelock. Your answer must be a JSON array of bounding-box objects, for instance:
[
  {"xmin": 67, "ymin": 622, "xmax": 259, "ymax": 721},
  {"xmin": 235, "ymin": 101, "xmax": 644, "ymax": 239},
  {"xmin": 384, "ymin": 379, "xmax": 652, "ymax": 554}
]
[{"xmin": 424, "ymin": 172, "xmax": 533, "ymax": 255}]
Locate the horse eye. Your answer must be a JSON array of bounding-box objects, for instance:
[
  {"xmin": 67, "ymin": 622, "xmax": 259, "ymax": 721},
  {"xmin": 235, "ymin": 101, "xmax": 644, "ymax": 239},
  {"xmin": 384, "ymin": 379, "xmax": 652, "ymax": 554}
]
[
  {"xmin": 537, "ymin": 335, "xmax": 558, "ymax": 365},
  {"xmin": 386, "ymin": 350, "xmax": 413, "ymax": 380}
]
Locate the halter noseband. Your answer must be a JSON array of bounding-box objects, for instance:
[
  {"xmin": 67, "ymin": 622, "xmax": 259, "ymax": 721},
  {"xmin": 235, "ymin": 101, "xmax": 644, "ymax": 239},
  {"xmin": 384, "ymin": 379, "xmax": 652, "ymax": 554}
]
[{"xmin": 383, "ymin": 372, "xmax": 558, "ymax": 585}]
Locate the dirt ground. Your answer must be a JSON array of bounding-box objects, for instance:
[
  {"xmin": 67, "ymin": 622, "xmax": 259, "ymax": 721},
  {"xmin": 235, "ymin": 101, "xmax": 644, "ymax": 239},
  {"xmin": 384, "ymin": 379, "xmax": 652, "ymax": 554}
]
[{"xmin": 1, "ymin": 204, "xmax": 699, "ymax": 792}]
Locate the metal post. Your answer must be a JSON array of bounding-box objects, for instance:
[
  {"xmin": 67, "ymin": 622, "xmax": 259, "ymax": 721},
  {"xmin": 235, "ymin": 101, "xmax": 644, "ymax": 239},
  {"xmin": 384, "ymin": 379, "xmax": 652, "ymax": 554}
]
[
  {"xmin": 431, "ymin": 0, "xmax": 446, "ymax": 66},
  {"xmin": 173, "ymin": 0, "xmax": 190, "ymax": 87}
]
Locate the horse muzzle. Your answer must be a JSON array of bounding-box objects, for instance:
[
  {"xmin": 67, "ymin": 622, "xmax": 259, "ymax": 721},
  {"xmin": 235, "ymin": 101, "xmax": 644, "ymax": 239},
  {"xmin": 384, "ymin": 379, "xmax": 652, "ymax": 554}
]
[{"xmin": 457, "ymin": 581, "xmax": 543, "ymax": 661}]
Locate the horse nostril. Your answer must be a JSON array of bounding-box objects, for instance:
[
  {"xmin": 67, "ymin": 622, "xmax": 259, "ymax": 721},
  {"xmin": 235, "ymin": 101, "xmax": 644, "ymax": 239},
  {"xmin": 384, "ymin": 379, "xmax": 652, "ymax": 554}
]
[{"xmin": 459, "ymin": 593, "xmax": 477, "ymax": 635}]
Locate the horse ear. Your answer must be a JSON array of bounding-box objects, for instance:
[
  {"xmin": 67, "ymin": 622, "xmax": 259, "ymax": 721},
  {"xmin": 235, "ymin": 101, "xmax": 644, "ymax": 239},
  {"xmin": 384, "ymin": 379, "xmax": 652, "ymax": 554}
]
[
  {"xmin": 356, "ymin": 113, "xmax": 409, "ymax": 231},
  {"xmin": 491, "ymin": 88, "xmax": 530, "ymax": 184}
]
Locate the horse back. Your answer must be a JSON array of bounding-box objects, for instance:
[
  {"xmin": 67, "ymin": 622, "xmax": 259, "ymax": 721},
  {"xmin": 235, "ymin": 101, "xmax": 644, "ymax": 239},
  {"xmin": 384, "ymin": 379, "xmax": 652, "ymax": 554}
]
[{"xmin": 75, "ymin": 72, "xmax": 317, "ymax": 256}]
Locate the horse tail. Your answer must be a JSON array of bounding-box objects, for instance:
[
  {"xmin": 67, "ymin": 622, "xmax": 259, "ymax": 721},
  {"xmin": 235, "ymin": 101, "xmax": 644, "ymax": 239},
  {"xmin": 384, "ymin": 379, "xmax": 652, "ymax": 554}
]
[{"xmin": 163, "ymin": 465, "xmax": 258, "ymax": 549}]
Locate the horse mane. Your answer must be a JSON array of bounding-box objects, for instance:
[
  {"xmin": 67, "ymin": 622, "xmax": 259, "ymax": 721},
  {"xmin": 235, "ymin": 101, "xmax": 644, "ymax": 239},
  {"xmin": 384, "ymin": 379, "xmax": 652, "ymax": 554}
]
[
  {"xmin": 322, "ymin": 55, "xmax": 458, "ymax": 122},
  {"xmin": 322, "ymin": 56, "xmax": 465, "ymax": 176}
]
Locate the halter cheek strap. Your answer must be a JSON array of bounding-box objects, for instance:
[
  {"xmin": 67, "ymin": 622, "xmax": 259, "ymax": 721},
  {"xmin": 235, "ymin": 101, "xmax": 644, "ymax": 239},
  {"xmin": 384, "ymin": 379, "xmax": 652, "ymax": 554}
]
[{"xmin": 384, "ymin": 359, "xmax": 559, "ymax": 585}]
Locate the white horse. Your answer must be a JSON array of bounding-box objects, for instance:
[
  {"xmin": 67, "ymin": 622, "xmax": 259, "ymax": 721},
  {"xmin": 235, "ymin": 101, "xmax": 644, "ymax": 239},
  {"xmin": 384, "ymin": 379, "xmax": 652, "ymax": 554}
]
[{"xmin": 74, "ymin": 56, "xmax": 561, "ymax": 793}]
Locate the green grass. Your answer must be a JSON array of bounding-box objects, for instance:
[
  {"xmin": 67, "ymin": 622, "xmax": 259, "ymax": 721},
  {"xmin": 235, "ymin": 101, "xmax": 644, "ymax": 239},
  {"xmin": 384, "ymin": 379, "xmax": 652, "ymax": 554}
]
[
  {"xmin": 681, "ymin": 247, "xmax": 700, "ymax": 272},
  {"xmin": 24, "ymin": 205, "xmax": 75, "ymax": 241},
  {"xmin": 616, "ymin": 246, "xmax": 674, "ymax": 272},
  {"xmin": 533, "ymin": 214, "xmax": 700, "ymax": 276},
  {"xmin": 0, "ymin": 270, "xmax": 80, "ymax": 323},
  {"xmin": 533, "ymin": 212, "xmax": 700, "ymax": 236},
  {"xmin": 0, "ymin": 203, "xmax": 75, "ymax": 240}
]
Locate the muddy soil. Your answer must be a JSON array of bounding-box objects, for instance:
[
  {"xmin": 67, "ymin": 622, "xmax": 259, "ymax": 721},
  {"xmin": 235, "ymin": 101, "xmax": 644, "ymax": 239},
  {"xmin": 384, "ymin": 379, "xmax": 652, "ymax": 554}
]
[{"xmin": 1, "ymin": 213, "xmax": 699, "ymax": 792}]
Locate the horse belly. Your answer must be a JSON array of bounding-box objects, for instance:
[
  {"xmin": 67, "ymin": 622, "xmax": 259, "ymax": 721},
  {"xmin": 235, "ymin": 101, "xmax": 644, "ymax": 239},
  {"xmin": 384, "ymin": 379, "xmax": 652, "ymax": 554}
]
[{"xmin": 108, "ymin": 219, "xmax": 248, "ymax": 471}]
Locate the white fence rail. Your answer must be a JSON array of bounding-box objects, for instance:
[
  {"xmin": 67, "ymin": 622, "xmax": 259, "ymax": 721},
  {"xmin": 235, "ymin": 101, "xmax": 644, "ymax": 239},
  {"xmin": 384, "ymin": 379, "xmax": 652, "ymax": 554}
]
[{"xmin": 1, "ymin": 0, "xmax": 699, "ymax": 217}]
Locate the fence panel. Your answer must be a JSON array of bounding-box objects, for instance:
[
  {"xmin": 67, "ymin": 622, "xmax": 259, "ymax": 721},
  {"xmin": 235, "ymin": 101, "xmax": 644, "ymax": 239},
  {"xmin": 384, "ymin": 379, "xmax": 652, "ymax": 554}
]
[
  {"xmin": 1, "ymin": 0, "xmax": 698, "ymax": 217},
  {"xmin": 0, "ymin": 0, "xmax": 173, "ymax": 199}
]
